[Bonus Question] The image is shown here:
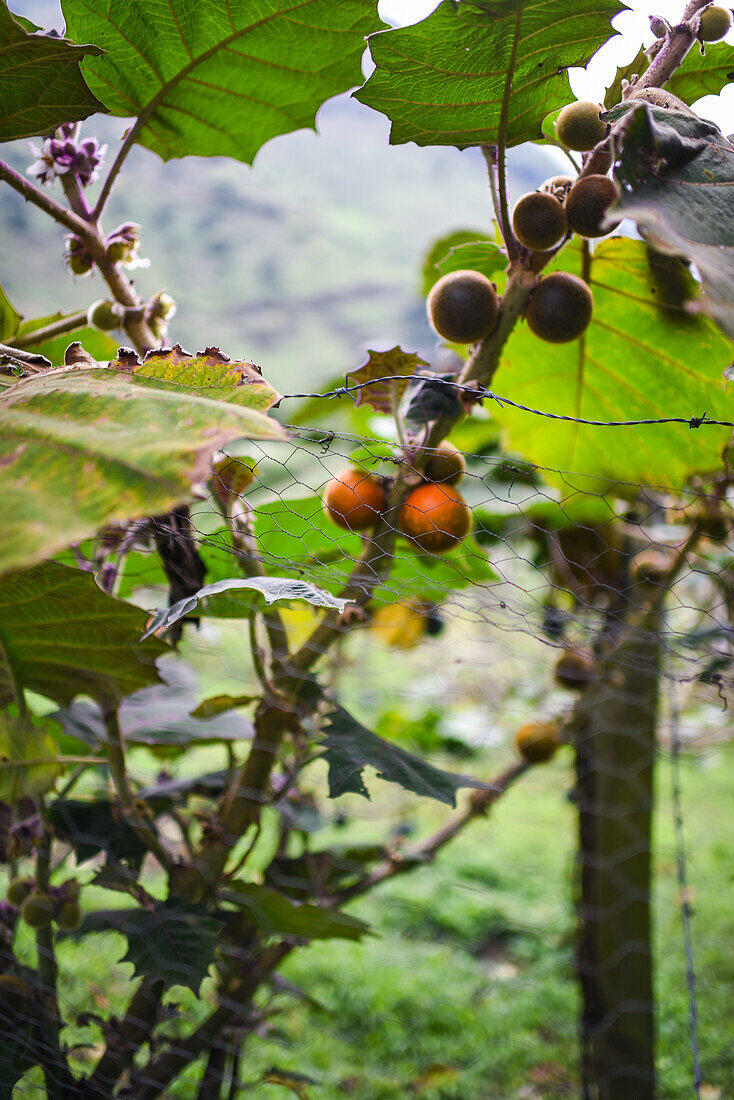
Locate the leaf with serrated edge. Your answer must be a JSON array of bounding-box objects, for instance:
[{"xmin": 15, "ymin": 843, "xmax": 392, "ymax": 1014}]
[
  {"xmin": 120, "ymin": 904, "xmax": 222, "ymax": 992},
  {"xmin": 0, "ymin": 351, "xmax": 285, "ymax": 576},
  {"xmin": 125, "ymin": 343, "xmax": 281, "ymax": 412},
  {"xmin": 347, "ymin": 347, "xmax": 429, "ymax": 414},
  {"xmin": 322, "ymin": 705, "xmax": 488, "ymax": 806},
  {"xmin": 62, "ymin": 0, "xmax": 385, "ymax": 164},
  {"xmin": 0, "ymin": 561, "xmax": 167, "ymax": 707},
  {"xmin": 492, "ymin": 237, "xmax": 731, "ymax": 491},
  {"xmin": 0, "ymin": 5, "xmax": 104, "ymax": 141},
  {"xmin": 356, "ymin": 0, "xmax": 627, "ymax": 149},
  {"xmin": 665, "ymin": 41, "xmax": 734, "ymax": 107},
  {"xmin": 142, "ymin": 577, "xmax": 352, "ymax": 640}
]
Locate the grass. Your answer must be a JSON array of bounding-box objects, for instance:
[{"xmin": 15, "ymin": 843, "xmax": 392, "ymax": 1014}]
[{"xmin": 14, "ymin": 741, "xmax": 734, "ymax": 1099}]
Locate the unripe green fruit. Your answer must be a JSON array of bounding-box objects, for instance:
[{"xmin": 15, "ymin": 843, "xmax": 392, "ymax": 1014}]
[
  {"xmin": 20, "ymin": 891, "xmax": 54, "ymax": 930},
  {"xmin": 555, "ymin": 101, "xmax": 607, "ymax": 152},
  {"xmin": 512, "ymin": 191, "xmax": 568, "ymax": 252},
  {"xmin": 87, "ymin": 299, "xmax": 119, "ymax": 332},
  {"xmin": 56, "ymin": 901, "xmax": 82, "ymax": 932},
  {"xmin": 68, "ymin": 252, "xmax": 93, "ymax": 276},
  {"xmin": 700, "ymin": 4, "xmax": 732, "ymax": 40},
  {"xmin": 6, "ymin": 878, "xmax": 33, "ymax": 908},
  {"xmin": 526, "ymin": 272, "xmax": 594, "ymax": 344},
  {"xmin": 107, "ymin": 240, "xmax": 129, "ymax": 264},
  {"xmin": 565, "ymin": 175, "xmax": 619, "ymax": 239},
  {"xmin": 427, "ymin": 270, "xmax": 500, "ymax": 344},
  {"xmin": 423, "ymin": 440, "xmax": 466, "ymax": 485}
]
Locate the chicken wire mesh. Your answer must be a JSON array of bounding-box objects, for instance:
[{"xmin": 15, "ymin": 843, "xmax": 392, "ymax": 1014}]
[{"xmin": 2, "ymin": 417, "xmax": 733, "ymax": 1099}]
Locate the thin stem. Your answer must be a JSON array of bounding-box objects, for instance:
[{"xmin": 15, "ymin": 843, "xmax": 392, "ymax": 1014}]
[
  {"xmin": 494, "ymin": 12, "xmax": 523, "ymax": 260},
  {"xmin": 636, "ymin": 0, "xmax": 711, "ymax": 90},
  {"xmin": 60, "ymin": 170, "xmax": 93, "ymax": 221},
  {"xmin": 103, "ymin": 706, "xmax": 174, "ymax": 872},
  {"xmin": 248, "ymin": 614, "xmax": 268, "ymax": 689},
  {"xmin": 8, "ymin": 311, "xmax": 88, "ymax": 349},
  {"xmin": 0, "ymin": 159, "xmax": 96, "ymax": 240},
  {"xmin": 93, "ymin": 117, "xmax": 146, "ymax": 222}
]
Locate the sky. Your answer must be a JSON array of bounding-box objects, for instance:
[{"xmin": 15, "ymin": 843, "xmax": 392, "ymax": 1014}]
[{"xmin": 378, "ymin": 0, "xmax": 734, "ymax": 132}]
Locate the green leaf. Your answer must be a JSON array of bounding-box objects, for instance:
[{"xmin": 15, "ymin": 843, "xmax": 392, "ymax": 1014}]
[
  {"xmin": 225, "ymin": 883, "xmax": 370, "ymax": 941},
  {"xmin": 62, "ymin": 0, "xmax": 384, "ymax": 164},
  {"xmin": 436, "ymin": 241, "xmax": 507, "ymax": 287},
  {"xmin": 0, "ymin": 349, "xmax": 285, "ymax": 576},
  {"xmin": 604, "ymin": 44, "xmax": 648, "ymax": 109},
  {"xmin": 13, "ymin": 312, "xmax": 117, "ymax": 366},
  {"xmin": 665, "ymin": 41, "xmax": 734, "ymax": 106},
  {"xmin": 0, "ymin": 708, "xmax": 62, "ymax": 803},
  {"xmin": 322, "ymin": 704, "xmax": 486, "ymax": 805},
  {"xmin": 610, "ymin": 103, "xmax": 734, "ymax": 338},
  {"xmin": 0, "ymin": 561, "xmax": 167, "ymax": 707},
  {"xmin": 190, "ymin": 693, "xmax": 258, "ymax": 719},
  {"xmin": 0, "ymin": 3, "xmax": 104, "ymax": 141},
  {"xmin": 48, "ymin": 796, "xmax": 149, "ymax": 864},
  {"xmin": 0, "ymin": 283, "xmax": 22, "ymax": 342},
  {"xmin": 492, "ymin": 237, "xmax": 732, "ymax": 490},
  {"xmin": 142, "ymin": 576, "xmax": 353, "ymax": 639},
  {"xmin": 356, "ymin": 0, "xmax": 626, "ymax": 149},
  {"xmin": 422, "ymin": 230, "xmax": 493, "ymax": 296},
  {"xmin": 131, "ymin": 343, "xmax": 281, "ymax": 412},
  {"xmin": 120, "ymin": 903, "xmax": 222, "ymax": 992},
  {"xmin": 254, "ymin": 496, "xmax": 496, "ymax": 604}
]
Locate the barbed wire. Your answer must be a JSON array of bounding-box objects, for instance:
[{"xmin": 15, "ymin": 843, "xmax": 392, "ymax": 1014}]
[{"xmin": 282, "ymin": 374, "xmax": 731, "ymax": 431}]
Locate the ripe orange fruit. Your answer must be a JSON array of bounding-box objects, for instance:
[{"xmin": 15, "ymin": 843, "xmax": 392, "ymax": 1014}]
[
  {"xmin": 514, "ymin": 721, "xmax": 560, "ymax": 764},
  {"xmin": 399, "ymin": 483, "xmax": 472, "ymax": 553},
  {"xmin": 322, "ymin": 467, "xmax": 387, "ymax": 532}
]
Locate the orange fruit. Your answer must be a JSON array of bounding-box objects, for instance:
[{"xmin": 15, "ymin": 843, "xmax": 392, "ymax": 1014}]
[
  {"xmin": 515, "ymin": 721, "xmax": 561, "ymax": 764},
  {"xmin": 399, "ymin": 483, "xmax": 472, "ymax": 553},
  {"xmin": 322, "ymin": 467, "xmax": 387, "ymax": 532}
]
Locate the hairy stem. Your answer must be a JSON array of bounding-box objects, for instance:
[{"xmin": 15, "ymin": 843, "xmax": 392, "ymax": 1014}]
[
  {"xmin": 636, "ymin": 0, "xmax": 711, "ymax": 91},
  {"xmin": 8, "ymin": 311, "xmax": 88, "ymax": 349},
  {"xmin": 0, "ymin": 160, "xmax": 95, "ymax": 239}
]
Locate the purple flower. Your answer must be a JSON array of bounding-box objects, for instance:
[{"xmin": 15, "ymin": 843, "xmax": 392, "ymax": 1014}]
[{"xmin": 26, "ymin": 125, "xmax": 107, "ymax": 188}]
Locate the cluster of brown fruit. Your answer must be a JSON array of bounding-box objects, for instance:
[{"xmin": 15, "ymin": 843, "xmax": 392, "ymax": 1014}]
[
  {"xmin": 322, "ymin": 440, "xmax": 472, "ymax": 553},
  {"xmin": 6, "ymin": 876, "xmax": 82, "ymax": 932}
]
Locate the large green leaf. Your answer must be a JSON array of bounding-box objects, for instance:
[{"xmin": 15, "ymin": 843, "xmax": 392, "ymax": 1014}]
[
  {"xmin": 322, "ymin": 704, "xmax": 486, "ymax": 806},
  {"xmin": 0, "ymin": 348, "xmax": 286, "ymax": 576},
  {"xmin": 665, "ymin": 41, "xmax": 734, "ymax": 106},
  {"xmin": 0, "ymin": 3, "xmax": 104, "ymax": 141},
  {"xmin": 62, "ymin": 0, "xmax": 384, "ymax": 163},
  {"xmin": 0, "ymin": 707, "xmax": 61, "ymax": 803},
  {"xmin": 491, "ymin": 237, "xmax": 732, "ymax": 490},
  {"xmin": 356, "ymin": 0, "xmax": 626, "ymax": 148},
  {"xmin": 120, "ymin": 903, "xmax": 222, "ymax": 992},
  {"xmin": 0, "ymin": 561, "xmax": 167, "ymax": 706},
  {"xmin": 610, "ymin": 103, "xmax": 734, "ymax": 338},
  {"xmin": 225, "ymin": 883, "xmax": 370, "ymax": 941}
]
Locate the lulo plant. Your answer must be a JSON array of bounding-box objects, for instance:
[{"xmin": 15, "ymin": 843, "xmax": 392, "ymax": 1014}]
[{"xmin": 0, "ymin": 1, "xmax": 733, "ymax": 1097}]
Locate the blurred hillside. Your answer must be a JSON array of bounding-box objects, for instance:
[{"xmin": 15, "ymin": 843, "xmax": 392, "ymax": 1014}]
[{"xmin": 1, "ymin": 1, "xmax": 562, "ymax": 392}]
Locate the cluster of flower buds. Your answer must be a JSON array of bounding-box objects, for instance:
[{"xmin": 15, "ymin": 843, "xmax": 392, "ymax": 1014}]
[
  {"xmin": 106, "ymin": 222, "xmax": 148, "ymax": 269},
  {"xmin": 27, "ymin": 122, "xmax": 107, "ymax": 188}
]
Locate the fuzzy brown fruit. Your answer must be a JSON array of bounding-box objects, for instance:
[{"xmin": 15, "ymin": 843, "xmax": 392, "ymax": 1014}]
[
  {"xmin": 399, "ymin": 483, "xmax": 472, "ymax": 553},
  {"xmin": 512, "ymin": 191, "xmax": 568, "ymax": 252},
  {"xmin": 515, "ymin": 721, "xmax": 561, "ymax": 764},
  {"xmin": 423, "ymin": 441, "xmax": 466, "ymax": 485},
  {"xmin": 427, "ymin": 270, "xmax": 500, "ymax": 344},
  {"xmin": 56, "ymin": 901, "xmax": 83, "ymax": 931},
  {"xmin": 565, "ymin": 175, "xmax": 619, "ymax": 239},
  {"xmin": 323, "ymin": 468, "xmax": 387, "ymax": 532},
  {"xmin": 526, "ymin": 272, "xmax": 593, "ymax": 344},
  {"xmin": 700, "ymin": 4, "xmax": 732, "ymax": 41},
  {"xmin": 20, "ymin": 891, "xmax": 55, "ymax": 930},
  {"xmin": 555, "ymin": 650, "xmax": 595, "ymax": 691},
  {"xmin": 555, "ymin": 101, "xmax": 606, "ymax": 152}
]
